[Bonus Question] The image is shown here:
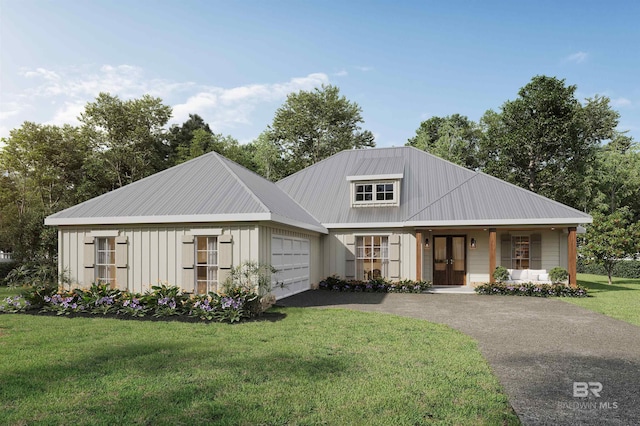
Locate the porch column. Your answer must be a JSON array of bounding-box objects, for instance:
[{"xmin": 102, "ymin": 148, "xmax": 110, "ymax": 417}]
[
  {"xmin": 489, "ymin": 228, "xmax": 496, "ymax": 283},
  {"xmin": 568, "ymin": 227, "xmax": 577, "ymax": 288},
  {"xmin": 416, "ymin": 231, "xmax": 423, "ymax": 281}
]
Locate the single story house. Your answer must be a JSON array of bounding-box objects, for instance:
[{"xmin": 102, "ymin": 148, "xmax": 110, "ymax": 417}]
[{"xmin": 45, "ymin": 146, "xmax": 592, "ymax": 298}]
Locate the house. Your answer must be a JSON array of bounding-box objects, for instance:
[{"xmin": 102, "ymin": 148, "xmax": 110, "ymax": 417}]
[{"xmin": 45, "ymin": 146, "xmax": 592, "ymax": 298}]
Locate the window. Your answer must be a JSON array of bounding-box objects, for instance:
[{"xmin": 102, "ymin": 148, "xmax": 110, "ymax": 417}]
[
  {"xmin": 353, "ymin": 181, "xmax": 398, "ymax": 206},
  {"xmin": 95, "ymin": 237, "xmax": 116, "ymax": 288},
  {"xmin": 511, "ymin": 236, "xmax": 530, "ymax": 269},
  {"xmin": 356, "ymin": 236, "xmax": 389, "ymax": 280},
  {"xmin": 196, "ymin": 236, "xmax": 218, "ymax": 294}
]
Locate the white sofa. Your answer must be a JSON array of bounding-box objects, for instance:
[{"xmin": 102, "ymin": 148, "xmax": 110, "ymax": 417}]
[{"xmin": 506, "ymin": 269, "xmax": 551, "ymax": 284}]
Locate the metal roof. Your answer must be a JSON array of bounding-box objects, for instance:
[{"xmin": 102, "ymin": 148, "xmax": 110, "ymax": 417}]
[
  {"xmin": 45, "ymin": 152, "xmax": 327, "ymax": 233},
  {"xmin": 346, "ymin": 156, "xmax": 404, "ymax": 180},
  {"xmin": 277, "ymin": 146, "xmax": 592, "ymax": 227}
]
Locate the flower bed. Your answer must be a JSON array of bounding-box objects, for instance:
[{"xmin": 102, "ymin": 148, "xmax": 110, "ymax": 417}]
[
  {"xmin": 0, "ymin": 283, "xmax": 264, "ymax": 323},
  {"xmin": 474, "ymin": 282, "xmax": 588, "ymax": 297},
  {"xmin": 318, "ymin": 276, "xmax": 431, "ymax": 293}
]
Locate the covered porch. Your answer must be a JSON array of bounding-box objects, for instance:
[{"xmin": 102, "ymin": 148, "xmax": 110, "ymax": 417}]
[{"xmin": 415, "ymin": 227, "xmax": 579, "ymax": 288}]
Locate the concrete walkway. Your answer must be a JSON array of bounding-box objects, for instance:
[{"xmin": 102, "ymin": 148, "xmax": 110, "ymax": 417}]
[{"xmin": 279, "ymin": 291, "xmax": 640, "ymax": 426}]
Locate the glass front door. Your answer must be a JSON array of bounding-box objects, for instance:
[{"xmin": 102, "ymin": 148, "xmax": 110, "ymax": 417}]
[{"xmin": 433, "ymin": 236, "xmax": 466, "ymax": 285}]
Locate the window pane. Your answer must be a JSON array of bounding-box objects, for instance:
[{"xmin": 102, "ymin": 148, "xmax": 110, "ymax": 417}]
[
  {"xmin": 356, "ymin": 185, "xmax": 364, "ymax": 193},
  {"xmin": 376, "ymin": 193, "xmax": 384, "ymax": 200},
  {"xmin": 364, "ymin": 194, "xmax": 372, "ymax": 200},
  {"xmin": 365, "ymin": 185, "xmax": 372, "ymax": 192},
  {"xmin": 385, "ymin": 184, "xmax": 393, "ymax": 192},
  {"xmin": 197, "ymin": 237, "xmax": 207, "ymax": 251},
  {"xmin": 197, "ymin": 266, "xmax": 207, "ymax": 280},
  {"xmin": 385, "ymin": 192, "xmax": 393, "ymax": 200},
  {"xmin": 356, "ymin": 194, "xmax": 363, "ymax": 201},
  {"xmin": 376, "ymin": 184, "xmax": 384, "ymax": 192}
]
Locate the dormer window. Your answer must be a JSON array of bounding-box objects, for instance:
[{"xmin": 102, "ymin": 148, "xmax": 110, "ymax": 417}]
[
  {"xmin": 347, "ymin": 156, "xmax": 404, "ymax": 208},
  {"xmin": 351, "ymin": 180, "xmax": 400, "ymax": 207}
]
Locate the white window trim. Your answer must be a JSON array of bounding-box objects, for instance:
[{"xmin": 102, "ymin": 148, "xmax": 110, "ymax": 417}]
[
  {"xmin": 90, "ymin": 230, "xmax": 120, "ymax": 237},
  {"xmin": 195, "ymin": 236, "xmax": 219, "ymax": 294},
  {"xmin": 95, "ymin": 237, "xmax": 116, "ymax": 286},
  {"xmin": 511, "ymin": 235, "xmax": 530, "ymax": 270},
  {"xmin": 351, "ymin": 180, "xmax": 400, "ymax": 207},
  {"xmin": 355, "ymin": 235, "xmax": 390, "ymax": 280},
  {"xmin": 189, "ymin": 228, "xmax": 222, "ymax": 236}
]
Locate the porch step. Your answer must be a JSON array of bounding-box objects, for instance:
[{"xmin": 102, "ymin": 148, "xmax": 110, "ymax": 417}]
[{"xmin": 427, "ymin": 286, "xmax": 476, "ymax": 294}]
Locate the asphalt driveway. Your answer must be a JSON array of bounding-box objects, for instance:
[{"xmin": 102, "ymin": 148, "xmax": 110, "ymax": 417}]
[{"xmin": 279, "ymin": 291, "xmax": 640, "ymax": 426}]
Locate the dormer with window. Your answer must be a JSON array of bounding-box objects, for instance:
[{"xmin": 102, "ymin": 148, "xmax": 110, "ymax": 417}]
[{"xmin": 347, "ymin": 157, "xmax": 403, "ymax": 207}]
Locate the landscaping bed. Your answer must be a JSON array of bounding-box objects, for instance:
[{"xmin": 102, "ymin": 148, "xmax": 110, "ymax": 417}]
[
  {"xmin": 318, "ymin": 275, "xmax": 431, "ymax": 293},
  {"xmin": 474, "ymin": 282, "xmax": 588, "ymax": 297}
]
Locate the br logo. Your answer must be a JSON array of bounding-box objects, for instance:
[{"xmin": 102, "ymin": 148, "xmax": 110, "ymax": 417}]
[{"xmin": 573, "ymin": 382, "xmax": 603, "ymax": 397}]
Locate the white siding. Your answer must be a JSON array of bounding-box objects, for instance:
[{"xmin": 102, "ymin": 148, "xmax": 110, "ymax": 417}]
[
  {"xmin": 467, "ymin": 230, "xmax": 490, "ymax": 284},
  {"xmin": 59, "ymin": 223, "xmax": 260, "ymax": 293},
  {"xmin": 324, "ymin": 229, "xmax": 416, "ymax": 281}
]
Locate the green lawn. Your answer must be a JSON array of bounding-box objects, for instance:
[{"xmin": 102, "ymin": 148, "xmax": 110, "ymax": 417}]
[
  {"xmin": 0, "ymin": 300, "xmax": 518, "ymax": 425},
  {"xmin": 565, "ymin": 274, "xmax": 640, "ymax": 327}
]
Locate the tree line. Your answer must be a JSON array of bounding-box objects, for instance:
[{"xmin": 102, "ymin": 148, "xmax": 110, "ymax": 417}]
[{"xmin": 1, "ymin": 76, "xmax": 638, "ymax": 283}]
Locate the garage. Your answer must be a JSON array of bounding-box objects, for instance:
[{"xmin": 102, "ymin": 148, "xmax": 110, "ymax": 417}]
[{"xmin": 271, "ymin": 235, "xmax": 310, "ymax": 299}]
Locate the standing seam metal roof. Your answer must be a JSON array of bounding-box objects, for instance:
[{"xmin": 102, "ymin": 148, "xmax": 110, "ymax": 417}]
[
  {"xmin": 45, "ymin": 151, "xmax": 326, "ymax": 232},
  {"xmin": 276, "ymin": 146, "xmax": 592, "ymax": 226}
]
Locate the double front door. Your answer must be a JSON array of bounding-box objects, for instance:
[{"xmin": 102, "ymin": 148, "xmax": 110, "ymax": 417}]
[{"xmin": 433, "ymin": 236, "xmax": 466, "ymax": 285}]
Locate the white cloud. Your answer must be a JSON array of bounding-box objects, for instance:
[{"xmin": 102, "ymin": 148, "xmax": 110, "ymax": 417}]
[
  {"xmin": 565, "ymin": 51, "xmax": 588, "ymax": 64},
  {"xmin": 171, "ymin": 73, "xmax": 329, "ymax": 131},
  {"xmin": 611, "ymin": 97, "xmax": 632, "ymax": 108},
  {"xmin": 334, "ymin": 70, "xmax": 348, "ymax": 77},
  {"xmin": 0, "ymin": 64, "xmax": 331, "ymax": 138},
  {"xmin": 46, "ymin": 101, "xmax": 86, "ymax": 127},
  {"xmin": 355, "ymin": 66, "xmax": 373, "ymax": 72}
]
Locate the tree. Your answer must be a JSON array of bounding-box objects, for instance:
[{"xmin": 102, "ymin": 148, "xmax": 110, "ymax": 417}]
[
  {"xmin": 590, "ymin": 134, "xmax": 640, "ymax": 221},
  {"xmin": 0, "ymin": 122, "xmax": 90, "ymax": 262},
  {"xmin": 167, "ymin": 114, "xmax": 213, "ymax": 165},
  {"xmin": 80, "ymin": 93, "xmax": 172, "ymax": 190},
  {"xmin": 479, "ymin": 76, "xmax": 619, "ymax": 207},
  {"xmin": 250, "ymin": 131, "xmax": 285, "ymax": 181},
  {"xmin": 581, "ymin": 209, "xmax": 640, "ymax": 285},
  {"xmin": 407, "ymin": 114, "xmax": 481, "ymax": 169},
  {"xmin": 269, "ymin": 85, "xmax": 375, "ymax": 175}
]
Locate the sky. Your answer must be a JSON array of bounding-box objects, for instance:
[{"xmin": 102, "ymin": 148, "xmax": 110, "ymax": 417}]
[{"xmin": 1, "ymin": 0, "xmax": 639, "ymax": 146}]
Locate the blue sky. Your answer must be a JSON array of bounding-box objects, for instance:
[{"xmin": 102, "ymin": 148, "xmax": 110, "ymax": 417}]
[{"xmin": 1, "ymin": 0, "xmax": 639, "ymax": 146}]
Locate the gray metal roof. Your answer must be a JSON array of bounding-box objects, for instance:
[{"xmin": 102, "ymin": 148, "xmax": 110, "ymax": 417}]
[
  {"xmin": 347, "ymin": 156, "xmax": 404, "ymax": 178},
  {"xmin": 277, "ymin": 146, "xmax": 592, "ymax": 227},
  {"xmin": 45, "ymin": 152, "xmax": 327, "ymax": 233}
]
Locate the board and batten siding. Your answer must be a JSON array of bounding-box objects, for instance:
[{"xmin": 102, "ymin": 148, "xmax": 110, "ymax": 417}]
[
  {"xmin": 58, "ymin": 223, "xmax": 259, "ymax": 293},
  {"xmin": 467, "ymin": 230, "xmax": 490, "ymax": 285},
  {"xmin": 324, "ymin": 229, "xmax": 416, "ymax": 281},
  {"xmin": 258, "ymin": 224, "xmax": 322, "ymax": 287}
]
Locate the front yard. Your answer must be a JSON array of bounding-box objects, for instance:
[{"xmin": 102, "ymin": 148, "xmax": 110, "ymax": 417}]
[
  {"xmin": 0, "ymin": 298, "xmax": 518, "ymax": 425},
  {"xmin": 564, "ymin": 273, "xmax": 640, "ymax": 326}
]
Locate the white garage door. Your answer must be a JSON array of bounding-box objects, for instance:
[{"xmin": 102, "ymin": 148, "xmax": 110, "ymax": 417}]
[{"xmin": 271, "ymin": 236, "xmax": 310, "ymax": 299}]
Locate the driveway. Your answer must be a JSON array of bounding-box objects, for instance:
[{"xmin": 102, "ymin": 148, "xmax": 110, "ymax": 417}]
[{"xmin": 279, "ymin": 291, "xmax": 640, "ymax": 426}]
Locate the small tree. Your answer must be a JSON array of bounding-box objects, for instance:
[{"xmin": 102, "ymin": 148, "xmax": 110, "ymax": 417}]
[{"xmin": 581, "ymin": 209, "xmax": 640, "ymax": 285}]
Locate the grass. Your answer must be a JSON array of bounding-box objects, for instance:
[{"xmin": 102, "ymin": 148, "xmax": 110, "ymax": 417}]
[
  {"xmin": 0, "ymin": 295, "xmax": 518, "ymax": 426},
  {"xmin": 564, "ymin": 274, "xmax": 640, "ymax": 327}
]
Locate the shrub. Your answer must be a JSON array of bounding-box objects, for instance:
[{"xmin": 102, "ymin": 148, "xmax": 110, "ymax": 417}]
[
  {"xmin": 318, "ymin": 276, "xmax": 431, "ymax": 293},
  {"xmin": 6, "ymin": 280, "xmax": 265, "ymax": 323},
  {"xmin": 549, "ymin": 267, "xmax": 568, "ymax": 283},
  {"xmin": 474, "ymin": 282, "xmax": 587, "ymax": 297},
  {"xmin": 492, "ymin": 266, "xmax": 510, "ymax": 282},
  {"xmin": 0, "ymin": 261, "xmax": 18, "ymax": 283}
]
